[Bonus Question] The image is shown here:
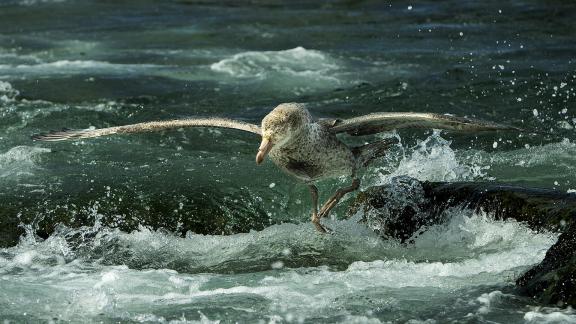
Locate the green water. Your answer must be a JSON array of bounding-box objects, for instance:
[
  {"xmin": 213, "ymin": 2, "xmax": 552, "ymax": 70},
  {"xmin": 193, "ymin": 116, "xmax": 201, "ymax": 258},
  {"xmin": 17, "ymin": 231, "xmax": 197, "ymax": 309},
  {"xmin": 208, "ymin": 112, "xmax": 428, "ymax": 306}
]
[{"xmin": 0, "ymin": 0, "xmax": 575, "ymax": 322}]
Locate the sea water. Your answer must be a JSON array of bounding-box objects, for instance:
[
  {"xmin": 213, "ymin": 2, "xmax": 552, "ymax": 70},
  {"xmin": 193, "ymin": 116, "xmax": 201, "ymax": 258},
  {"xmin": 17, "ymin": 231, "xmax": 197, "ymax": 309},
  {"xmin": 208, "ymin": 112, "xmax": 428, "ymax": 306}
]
[{"xmin": 0, "ymin": 0, "xmax": 575, "ymax": 322}]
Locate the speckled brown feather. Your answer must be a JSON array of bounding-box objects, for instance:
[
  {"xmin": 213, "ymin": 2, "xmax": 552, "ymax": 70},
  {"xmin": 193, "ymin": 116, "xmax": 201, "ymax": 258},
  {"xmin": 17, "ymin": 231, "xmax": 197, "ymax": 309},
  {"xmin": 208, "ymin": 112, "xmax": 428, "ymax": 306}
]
[{"xmin": 329, "ymin": 112, "xmax": 524, "ymax": 136}]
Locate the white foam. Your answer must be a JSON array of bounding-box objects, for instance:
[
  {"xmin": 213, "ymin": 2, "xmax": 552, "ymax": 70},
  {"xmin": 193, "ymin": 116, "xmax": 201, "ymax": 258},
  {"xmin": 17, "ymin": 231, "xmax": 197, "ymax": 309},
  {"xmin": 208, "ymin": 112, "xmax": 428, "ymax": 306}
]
[
  {"xmin": 18, "ymin": 0, "xmax": 66, "ymax": 5},
  {"xmin": 412, "ymin": 208, "xmax": 556, "ymax": 260},
  {"xmin": 211, "ymin": 47, "xmax": 338, "ymax": 78},
  {"xmin": 0, "ymin": 51, "xmax": 43, "ymax": 65},
  {"xmin": 524, "ymin": 307, "xmax": 576, "ymax": 323},
  {"xmin": 0, "ymin": 60, "xmax": 160, "ymax": 76},
  {"xmin": 375, "ymin": 131, "xmax": 488, "ymax": 184},
  {"xmin": 475, "ymin": 290, "xmax": 506, "ymax": 315},
  {"xmin": 0, "ymin": 146, "xmax": 51, "ymax": 178},
  {"xmin": 0, "ymin": 81, "xmax": 19, "ymax": 103},
  {"xmin": 94, "ymin": 270, "xmax": 120, "ymax": 289},
  {"xmin": 0, "ymin": 208, "xmax": 558, "ymax": 322},
  {"xmin": 210, "ymin": 47, "xmax": 343, "ymax": 94}
]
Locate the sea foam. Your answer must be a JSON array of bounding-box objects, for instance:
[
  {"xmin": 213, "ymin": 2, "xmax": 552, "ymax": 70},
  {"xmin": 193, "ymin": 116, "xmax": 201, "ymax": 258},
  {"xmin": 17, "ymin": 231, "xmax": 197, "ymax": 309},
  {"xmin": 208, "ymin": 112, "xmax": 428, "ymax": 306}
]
[
  {"xmin": 210, "ymin": 47, "xmax": 343, "ymax": 95},
  {"xmin": 0, "ymin": 60, "xmax": 160, "ymax": 76},
  {"xmin": 0, "ymin": 81, "xmax": 19, "ymax": 103}
]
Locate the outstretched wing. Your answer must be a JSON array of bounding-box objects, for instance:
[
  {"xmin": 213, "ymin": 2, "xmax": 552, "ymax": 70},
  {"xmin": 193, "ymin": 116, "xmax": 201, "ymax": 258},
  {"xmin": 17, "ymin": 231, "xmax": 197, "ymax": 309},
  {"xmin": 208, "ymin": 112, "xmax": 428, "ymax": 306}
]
[
  {"xmin": 32, "ymin": 118, "xmax": 262, "ymax": 141},
  {"xmin": 327, "ymin": 112, "xmax": 523, "ymax": 136}
]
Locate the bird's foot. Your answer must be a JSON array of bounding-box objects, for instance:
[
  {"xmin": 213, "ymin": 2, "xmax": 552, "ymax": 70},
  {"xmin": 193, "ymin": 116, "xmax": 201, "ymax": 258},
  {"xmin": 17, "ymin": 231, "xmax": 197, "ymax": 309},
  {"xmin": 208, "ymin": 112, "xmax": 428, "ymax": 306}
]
[
  {"xmin": 311, "ymin": 213, "xmax": 333, "ymax": 234},
  {"xmin": 312, "ymin": 219, "xmax": 333, "ymax": 234}
]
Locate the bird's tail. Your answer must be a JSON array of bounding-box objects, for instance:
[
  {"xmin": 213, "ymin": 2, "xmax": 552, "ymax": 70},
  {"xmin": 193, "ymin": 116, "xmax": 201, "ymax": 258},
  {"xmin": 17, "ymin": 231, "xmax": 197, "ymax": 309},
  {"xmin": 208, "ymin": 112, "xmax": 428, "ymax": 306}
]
[{"xmin": 352, "ymin": 138, "xmax": 398, "ymax": 168}]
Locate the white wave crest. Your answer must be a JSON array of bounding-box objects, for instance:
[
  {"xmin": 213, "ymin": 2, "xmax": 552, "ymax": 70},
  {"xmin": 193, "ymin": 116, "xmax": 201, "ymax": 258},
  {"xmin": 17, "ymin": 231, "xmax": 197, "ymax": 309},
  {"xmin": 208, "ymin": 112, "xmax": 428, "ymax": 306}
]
[
  {"xmin": 211, "ymin": 47, "xmax": 338, "ymax": 78},
  {"xmin": 210, "ymin": 47, "xmax": 343, "ymax": 94},
  {"xmin": 18, "ymin": 0, "xmax": 66, "ymax": 5},
  {"xmin": 0, "ymin": 60, "xmax": 160, "ymax": 76},
  {"xmin": 0, "ymin": 81, "xmax": 19, "ymax": 103},
  {"xmin": 0, "ymin": 145, "xmax": 51, "ymax": 178},
  {"xmin": 0, "ymin": 209, "xmax": 556, "ymax": 322},
  {"xmin": 524, "ymin": 307, "xmax": 576, "ymax": 323}
]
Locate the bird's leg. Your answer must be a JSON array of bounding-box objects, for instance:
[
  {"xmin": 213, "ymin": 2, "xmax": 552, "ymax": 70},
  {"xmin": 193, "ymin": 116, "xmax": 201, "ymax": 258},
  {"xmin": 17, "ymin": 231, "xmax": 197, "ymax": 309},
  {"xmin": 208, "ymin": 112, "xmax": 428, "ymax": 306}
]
[
  {"xmin": 318, "ymin": 178, "xmax": 360, "ymax": 219},
  {"xmin": 309, "ymin": 184, "xmax": 328, "ymax": 233}
]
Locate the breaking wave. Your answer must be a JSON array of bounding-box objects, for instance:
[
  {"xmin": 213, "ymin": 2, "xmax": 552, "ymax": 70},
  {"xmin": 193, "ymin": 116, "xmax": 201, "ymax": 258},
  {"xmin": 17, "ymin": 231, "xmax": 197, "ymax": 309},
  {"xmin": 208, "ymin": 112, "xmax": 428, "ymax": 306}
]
[
  {"xmin": 0, "ymin": 146, "xmax": 51, "ymax": 179},
  {"xmin": 0, "ymin": 208, "xmax": 557, "ymax": 322},
  {"xmin": 0, "ymin": 81, "xmax": 19, "ymax": 103},
  {"xmin": 0, "ymin": 60, "xmax": 161, "ymax": 76},
  {"xmin": 211, "ymin": 47, "xmax": 344, "ymax": 95}
]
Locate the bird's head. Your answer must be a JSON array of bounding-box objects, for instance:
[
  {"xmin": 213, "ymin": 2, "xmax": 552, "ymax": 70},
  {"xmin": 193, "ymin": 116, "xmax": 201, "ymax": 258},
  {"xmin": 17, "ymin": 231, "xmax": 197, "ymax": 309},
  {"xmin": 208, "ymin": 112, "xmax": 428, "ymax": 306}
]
[{"xmin": 256, "ymin": 103, "xmax": 311, "ymax": 164}]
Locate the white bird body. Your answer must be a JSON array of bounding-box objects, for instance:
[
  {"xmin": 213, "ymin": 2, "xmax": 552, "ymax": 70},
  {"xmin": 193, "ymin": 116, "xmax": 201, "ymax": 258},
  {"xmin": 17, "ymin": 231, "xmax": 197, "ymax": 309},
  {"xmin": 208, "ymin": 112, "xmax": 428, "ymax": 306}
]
[{"xmin": 269, "ymin": 122, "xmax": 355, "ymax": 183}]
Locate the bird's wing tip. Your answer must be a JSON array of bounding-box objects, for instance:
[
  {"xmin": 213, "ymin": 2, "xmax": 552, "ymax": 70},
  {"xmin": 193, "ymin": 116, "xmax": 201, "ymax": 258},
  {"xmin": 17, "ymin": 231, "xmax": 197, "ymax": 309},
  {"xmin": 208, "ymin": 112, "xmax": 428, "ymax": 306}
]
[{"xmin": 31, "ymin": 128, "xmax": 92, "ymax": 141}]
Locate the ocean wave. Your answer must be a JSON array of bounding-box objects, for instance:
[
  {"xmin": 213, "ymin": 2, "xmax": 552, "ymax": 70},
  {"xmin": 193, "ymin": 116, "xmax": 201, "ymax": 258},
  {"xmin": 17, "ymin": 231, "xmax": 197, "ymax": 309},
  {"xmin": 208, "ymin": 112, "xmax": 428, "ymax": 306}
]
[
  {"xmin": 0, "ymin": 60, "xmax": 161, "ymax": 76},
  {"xmin": 0, "ymin": 145, "xmax": 51, "ymax": 179},
  {"xmin": 0, "ymin": 209, "xmax": 556, "ymax": 322},
  {"xmin": 211, "ymin": 47, "xmax": 339, "ymax": 78},
  {"xmin": 0, "ymin": 81, "xmax": 19, "ymax": 103},
  {"xmin": 0, "ymin": 80, "xmax": 131, "ymax": 131},
  {"xmin": 491, "ymin": 138, "xmax": 576, "ymax": 169},
  {"xmin": 17, "ymin": 0, "xmax": 66, "ymax": 6},
  {"xmin": 1, "ymin": 207, "xmax": 555, "ymax": 275},
  {"xmin": 457, "ymin": 138, "xmax": 576, "ymax": 188},
  {"xmin": 0, "ymin": 51, "xmax": 43, "ymax": 66},
  {"xmin": 524, "ymin": 307, "xmax": 576, "ymax": 323},
  {"xmin": 210, "ymin": 47, "xmax": 343, "ymax": 94}
]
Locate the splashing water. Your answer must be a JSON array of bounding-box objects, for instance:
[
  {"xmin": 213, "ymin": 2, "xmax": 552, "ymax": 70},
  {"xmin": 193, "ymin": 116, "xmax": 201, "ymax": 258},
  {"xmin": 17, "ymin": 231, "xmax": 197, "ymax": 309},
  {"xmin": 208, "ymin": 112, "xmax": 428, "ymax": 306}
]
[
  {"xmin": 389, "ymin": 131, "xmax": 488, "ymax": 182},
  {"xmin": 0, "ymin": 208, "xmax": 558, "ymax": 323},
  {"xmin": 362, "ymin": 131, "xmax": 489, "ymax": 188},
  {"xmin": 0, "ymin": 146, "xmax": 50, "ymax": 179},
  {"xmin": 0, "ymin": 81, "xmax": 19, "ymax": 103}
]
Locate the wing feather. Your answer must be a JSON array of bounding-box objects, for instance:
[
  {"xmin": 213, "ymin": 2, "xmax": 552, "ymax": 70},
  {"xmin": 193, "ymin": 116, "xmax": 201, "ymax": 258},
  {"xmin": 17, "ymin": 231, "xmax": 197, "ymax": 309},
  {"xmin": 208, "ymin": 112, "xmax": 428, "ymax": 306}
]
[
  {"xmin": 328, "ymin": 112, "xmax": 523, "ymax": 136},
  {"xmin": 32, "ymin": 118, "xmax": 261, "ymax": 141}
]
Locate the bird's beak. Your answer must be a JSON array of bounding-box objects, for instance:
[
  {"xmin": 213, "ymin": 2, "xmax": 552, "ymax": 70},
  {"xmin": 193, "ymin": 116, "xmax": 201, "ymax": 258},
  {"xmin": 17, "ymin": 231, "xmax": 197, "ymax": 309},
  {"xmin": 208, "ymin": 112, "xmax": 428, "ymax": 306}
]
[{"xmin": 256, "ymin": 137, "xmax": 273, "ymax": 165}]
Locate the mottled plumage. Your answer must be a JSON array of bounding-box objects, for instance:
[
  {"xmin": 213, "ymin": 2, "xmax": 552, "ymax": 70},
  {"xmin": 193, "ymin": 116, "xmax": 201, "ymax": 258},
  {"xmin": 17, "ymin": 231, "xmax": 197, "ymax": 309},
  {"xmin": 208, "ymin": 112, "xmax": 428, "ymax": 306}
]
[{"xmin": 33, "ymin": 102, "xmax": 523, "ymax": 232}]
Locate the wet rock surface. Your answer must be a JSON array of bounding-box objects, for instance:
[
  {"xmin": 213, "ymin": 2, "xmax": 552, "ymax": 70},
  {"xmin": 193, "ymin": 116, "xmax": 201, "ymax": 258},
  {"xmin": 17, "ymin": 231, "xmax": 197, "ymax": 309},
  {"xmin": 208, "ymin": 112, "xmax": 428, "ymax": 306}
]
[
  {"xmin": 517, "ymin": 221, "xmax": 576, "ymax": 307},
  {"xmin": 349, "ymin": 177, "xmax": 576, "ymax": 307},
  {"xmin": 0, "ymin": 184, "xmax": 270, "ymax": 248}
]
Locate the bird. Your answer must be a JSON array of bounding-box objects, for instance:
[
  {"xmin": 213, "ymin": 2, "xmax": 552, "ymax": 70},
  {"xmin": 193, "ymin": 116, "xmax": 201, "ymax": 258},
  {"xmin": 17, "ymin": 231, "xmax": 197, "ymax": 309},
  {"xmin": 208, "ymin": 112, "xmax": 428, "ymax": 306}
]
[{"xmin": 33, "ymin": 103, "xmax": 523, "ymax": 233}]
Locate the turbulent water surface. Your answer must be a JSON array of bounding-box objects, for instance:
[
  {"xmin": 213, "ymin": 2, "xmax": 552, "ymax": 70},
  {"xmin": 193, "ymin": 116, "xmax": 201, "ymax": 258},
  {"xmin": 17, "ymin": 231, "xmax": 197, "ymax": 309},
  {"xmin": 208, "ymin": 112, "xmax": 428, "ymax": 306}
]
[{"xmin": 1, "ymin": 0, "xmax": 576, "ymax": 323}]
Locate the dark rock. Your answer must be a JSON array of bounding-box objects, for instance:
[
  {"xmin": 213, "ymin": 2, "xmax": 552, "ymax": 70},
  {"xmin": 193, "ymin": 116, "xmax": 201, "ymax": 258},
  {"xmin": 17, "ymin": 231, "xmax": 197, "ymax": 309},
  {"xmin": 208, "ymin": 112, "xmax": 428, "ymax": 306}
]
[
  {"xmin": 420, "ymin": 182, "xmax": 576, "ymax": 232},
  {"xmin": 0, "ymin": 185, "xmax": 270, "ymax": 248},
  {"xmin": 349, "ymin": 179, "xmax": 576, "ymax": 238},
  {"xmin": 348, "ymin": 176, "xmax": 441, "ymax": 242},
  {"xmin": 348, "ymin": 177, "xmax": 576, "ymax": 307},
  {"xmin": 517, "ymin": 221, "xmax": 576, "ymax": 307}
]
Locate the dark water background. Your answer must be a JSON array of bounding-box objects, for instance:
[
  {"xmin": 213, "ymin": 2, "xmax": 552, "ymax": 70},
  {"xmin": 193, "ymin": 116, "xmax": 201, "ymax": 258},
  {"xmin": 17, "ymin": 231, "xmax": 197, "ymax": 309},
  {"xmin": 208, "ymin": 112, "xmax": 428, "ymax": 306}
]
[{"xmin": 0, "ymin": 0, "xmax": 575, "ymax": 322}]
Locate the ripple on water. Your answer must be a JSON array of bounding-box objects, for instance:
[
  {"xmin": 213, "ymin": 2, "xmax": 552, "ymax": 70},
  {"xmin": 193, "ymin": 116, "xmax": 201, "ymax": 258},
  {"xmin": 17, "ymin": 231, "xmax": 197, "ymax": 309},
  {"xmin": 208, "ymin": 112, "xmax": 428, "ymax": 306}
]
[{"xmin": 0, "ymin": 60, "xmax": 162, "ymax": 77}]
